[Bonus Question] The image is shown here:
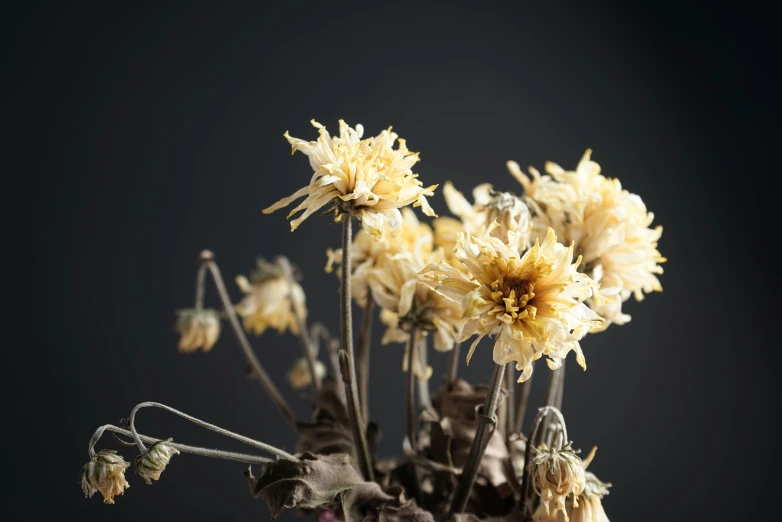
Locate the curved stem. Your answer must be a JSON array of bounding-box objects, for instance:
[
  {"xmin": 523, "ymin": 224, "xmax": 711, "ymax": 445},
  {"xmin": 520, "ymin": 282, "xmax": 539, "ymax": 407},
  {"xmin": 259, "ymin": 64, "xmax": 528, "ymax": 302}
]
[
  {"xmin": 89, "ymin": 424, "xmax": 273, "ymax": 465},
  {"xmin": 203, "ymin": 256, "xmax": 296, "ymax": 429},
  {"xmin": 357, "ymin": 298, "xmax": 375, "ymax": 426},
  {"xmin": 539, "ymin": 364, "xmax": 565, "ymax": 447},
  {"xmin": 448, "ymin": 362, "xmax": 506, "ymax": 516},
  {"xmin": 514, "ymin": 374, "xmax": 533, "ymax": 433},
  {"xmin": 446, "ymin": 342, "xmax": 461, "ymax": 385},
  {"xmin": 406, "ymin": 326, "xmax": 419, "ymax": 450},
  {"xmin": 276, "ymin": 256, "xmax": 321, "ymax": 392},
  {"xmin": 194, "ymin": 260, "xmax": 209, "ymax": 314},
  {"xmin": 339, "ymin": 217, "xmax": 374, "ymax": 481},
  {"xmin": 518, "ymin": 406, "xmax": 568, "ymax": 517},
  {"xmin": 126, "ymin": 401, "xmax": 298, "ymax": 461}
]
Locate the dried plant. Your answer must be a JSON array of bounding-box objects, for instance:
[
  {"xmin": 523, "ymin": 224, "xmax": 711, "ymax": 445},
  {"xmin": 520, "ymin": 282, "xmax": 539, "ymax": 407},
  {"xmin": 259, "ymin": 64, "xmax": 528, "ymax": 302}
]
[{"xmin": 79, "ymin": 120, "xmax": 664, "ymax": 522}]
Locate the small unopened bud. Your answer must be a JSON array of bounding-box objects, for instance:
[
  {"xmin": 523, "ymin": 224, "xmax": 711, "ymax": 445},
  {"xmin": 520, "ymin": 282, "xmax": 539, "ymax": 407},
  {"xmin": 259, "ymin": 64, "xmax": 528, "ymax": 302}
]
[
  {"xmin": 80, "ymin": 450, "xmax": 131, "ymax": 504},
  {"xmin": 482, "ymin": 191, "xmax": 532, "ymax": 248},
  {"xmin": 530, "ymin": 442, "xmax": 586, "ymax": 521},
  {"xmin": 135, "ymin": 440, "xmax": 180, "ymax": 484},
  {"xmin": 175, "ymin": 309, "xmax": 221, "ymax": 352},
  {"xmin": 287, "ymin": 357, "xmax": 327, "ymax": 389}
]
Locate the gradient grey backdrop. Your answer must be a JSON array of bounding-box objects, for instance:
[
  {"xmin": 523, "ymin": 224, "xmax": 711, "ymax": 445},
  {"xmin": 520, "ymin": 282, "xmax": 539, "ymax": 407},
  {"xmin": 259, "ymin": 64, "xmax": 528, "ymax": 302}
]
[{"xmin": 3, "ymin": 1, "xmax": 777, "ymax": 521}]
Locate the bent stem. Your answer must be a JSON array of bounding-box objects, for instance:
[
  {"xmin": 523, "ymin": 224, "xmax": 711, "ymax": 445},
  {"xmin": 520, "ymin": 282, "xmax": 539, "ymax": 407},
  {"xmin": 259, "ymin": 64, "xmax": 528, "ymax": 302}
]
[
  {"xmin": 357, "ymin": 298, "xmax": 375, "ymax": 426},
  {"xmin": 200, "ymin": 251, "xmax": 296, "ymax": 429},
  {"xmin": 277, "ymin": 255, "xmax": 321, "ymax": 392},
  {"xmin": 539, "ymin": 363, "xmax": 566, "ymax": 447},
  {"xmin": 518, "ymin": 406, "xmax": 568, "ymax": 517},
  {"xmin": 126, "ymin": 401, "xmax": 299, "ymax": 461},
  {"xmin": 194, "ymin": 261, "xmax": 208, "ymax": 313},
  {"xmin": 89, "ymin": 424, "xmax": 273, "ymax": 465},
  {"xmin": 339, "ymin": 217, "xmax": 374, "ymax": 481},
  {"xmin": 448, "ymin": 362, "xmax": 506, "ymax": 516}
]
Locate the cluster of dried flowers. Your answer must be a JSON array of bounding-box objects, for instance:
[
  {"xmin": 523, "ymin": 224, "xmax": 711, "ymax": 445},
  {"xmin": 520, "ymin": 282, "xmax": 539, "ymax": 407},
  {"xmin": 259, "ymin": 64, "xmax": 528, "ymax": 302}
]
[{"xmin": 80, "ymin": 120, "xmax": 664, "ymax": 522}]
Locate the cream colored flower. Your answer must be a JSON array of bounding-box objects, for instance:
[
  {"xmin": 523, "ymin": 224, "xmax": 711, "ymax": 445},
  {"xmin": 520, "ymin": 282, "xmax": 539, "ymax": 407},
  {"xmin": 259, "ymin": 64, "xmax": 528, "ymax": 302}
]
[
  {"xmin": 135, "ymin": 440, "xmax": 180, "ymax": 484},
  {"xmin": 442, "ymin": 181, "xmax": 532, "ymax": 250},
  {"xmin": 175, "ymin": 309, "xmax": 221, "ymax": 353},
  {"xmin": 80, "ymin": 450, "xmax": 131, "ymax": 504},
  {"xmin": 325, "ymin": 208, "xmax": 433, "ymax": 306},
  {"xmin": 530, "ymin": 442, "xmax": 586, "ymax": 521},
  {"xmin": 235, "ymin": 259, "xmax": 307, "ymax": 336},
  {"xmin": 287, "ymin": 357, "xmax": 327, "ymax": 389},
  {"xmin": 508, "ymin": 150, "xmax": 665, "ymax": 330},
  {"xmin": 533, "ymin": 449, "xmax": 611, "ymax": 522},
  {"xmin": 423, "ymin": 227, "xmax": 602, "ymax": 381},
  {"xmin": 369, "ymin": 246, "xmax": 463, "ymax": 354},
  {"xmin": 263, "ymin": 120, "xmax": 438, "ymax": 241}
]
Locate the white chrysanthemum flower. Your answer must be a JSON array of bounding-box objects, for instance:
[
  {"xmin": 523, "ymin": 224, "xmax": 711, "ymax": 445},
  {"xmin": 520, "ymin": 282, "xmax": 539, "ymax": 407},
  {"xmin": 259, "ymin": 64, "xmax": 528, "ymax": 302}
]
[
  {"xmin": 235, "ymin": 259, "xmax": 307, "ymax": 336},
  {"xmin": 263, "ymin": 120, "xmax": 438, "ymax": 241},
  {"xmin": 80, "ymin": 450, "xmax": 131, "ymax": 504},
  {"xmin": 530, "ymin": 442, "xmax": 586, "ymax": 521},
  {"xmin": 442, "ymin": 181, "xmax": 532, "ymax": 250},
  {"xmin": 287, "ymin": 357, "xmax": 327, "ymax": 389},
  {"xmin": 368, "ymin": 246, "xmax": 463, "ymax": 354},
  {"xmin": 175, "ymin": 309, "xmax": 221, "ymax": 353},
  {"xmin": 533, "ymin": 449, "xmax": 611, "ymax": 522},
  {"xmin": 423, "ymin": 227, "xmax": 602, "ymax": 381},
  {"xmin": 508, "ymin": 150, "xmax": 665, "ymax": 330},
  {"xmin": 325, "ymin": 208, "xmax": 433, "ymax": 306},
  {"xmin": 135, "ymin": 440, "xmax": 179, "ymax": 484}
]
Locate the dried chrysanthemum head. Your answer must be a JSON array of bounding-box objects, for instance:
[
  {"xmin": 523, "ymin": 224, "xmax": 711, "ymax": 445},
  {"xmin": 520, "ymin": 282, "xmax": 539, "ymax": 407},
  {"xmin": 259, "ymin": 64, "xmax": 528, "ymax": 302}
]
[
  {"xmin": 175, "ymin": 309, "xmax": 221, "ymax": 353},
  {"xmin": 80, "ymin": 449, "xmax": 131, "ymax": 504},
  {"xmin": 325, "ymin": 208, "xmax": 433, "ymax": 306},
  {"xmin": 508, "ymin": 150, "xmax": 665, "ymax": 331},
  {"xmin": 443, "ymin": 181, "xmax": 532, "ymax": 250},
  {"xmin": 533, "ymin": 449, "xmax": 612, "ymax": 522},
  {"xmin": 423, "ymin": 227, "xmax": 602, "ymax": 381},
  {"xmin": 530, "ymin": 442, "xmax": 586, "ymax": 521},
  {"xmin": 288, "ymin": 356, "xmax": 327, "ymax": 389},
  {"xmin": 263, "ymin": 119, "xmax": 438, "ymax": 241},
  {"xmin": 135, "ymin": 439, "xmax": 180, "ymax": 484},
  {"xmin": 369, "ymin": 247, "xmax": 464, "ymax": 353},
  {"xmin": 235, "ymin": 258, "xmax": 307, "ymax": 336}
]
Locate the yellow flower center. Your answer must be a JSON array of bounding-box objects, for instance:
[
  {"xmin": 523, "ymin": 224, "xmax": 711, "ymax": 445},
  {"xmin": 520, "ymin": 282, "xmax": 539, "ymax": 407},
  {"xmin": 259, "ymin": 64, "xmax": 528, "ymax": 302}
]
[{"xmin": 492, "ymin": 276, "xmax": 538, "ymax": 322}]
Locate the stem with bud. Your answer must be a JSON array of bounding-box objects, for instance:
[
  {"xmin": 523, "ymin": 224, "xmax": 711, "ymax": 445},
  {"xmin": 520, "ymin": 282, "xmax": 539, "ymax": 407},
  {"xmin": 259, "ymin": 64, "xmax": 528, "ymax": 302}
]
[
  {"xmin": 340, "ymin": 217, "xmax": 374, "ymax": 481},
  {"xmin": 448, "ymin": 362, "xmax": 506, "ymax": 516},
  {"xmin": 88, "ymin": 424, "xmax": 274, "ymax": 466},
  {"xmin": 126, "ymin": 401, "xmax": 299, "ymax": 461},
  {"xmin": 199, "ymin": 250, "xmax": 297, "ymax": 429},
  {"xmin": 518, "ymin": 406, "xmax": 568, "ymax": 517}
]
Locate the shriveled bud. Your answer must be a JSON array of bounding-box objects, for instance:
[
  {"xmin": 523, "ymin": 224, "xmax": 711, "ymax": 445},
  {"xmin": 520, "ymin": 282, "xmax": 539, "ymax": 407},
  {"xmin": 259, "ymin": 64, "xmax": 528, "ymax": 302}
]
[
  {"xmin": 533, "ymin": 470, "xmax": 612, "ymax": 522},
  {"xmin": 176, "ymin": 309, "xmax": 221, "ymax": 352},
  {"xmin": 287, "ymin": 357, "xmax": 327, "ymax": 389},
  {"xmin": 135, "ymin": 440, "xmax": 180, "ymax": 484},
  {"xmin": 80, "ymin": 450, "xmax": 131, "ymax": 504},
  {"xmin": 481, "ymin": 190, "xmax": 532, "ymax": 248},
  {"xmin": 530, "ymin": 442, "xmax": 586, "ymax": 521}
]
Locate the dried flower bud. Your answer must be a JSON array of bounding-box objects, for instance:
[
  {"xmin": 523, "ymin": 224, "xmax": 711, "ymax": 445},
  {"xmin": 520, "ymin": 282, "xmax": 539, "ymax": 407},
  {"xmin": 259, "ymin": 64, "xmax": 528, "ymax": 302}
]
[
  {"xmin": 80, "ymin": 449, "xmax": 131, "ymax": 504},
  {"xmin": 135, "ymin": 440, "xmax": 180, "ymax": 484},
  {"xmin": 530, "ymin": 442, "xmax": 586, "ymax": 521},
  {"xmin": 481, "ymin": 190, "xmax": 532, "ymax": 249},
  {"xmin": 533, "ymin": 470, "xmax": 612, "ymax": 522},
  {"xmin": 287, "ymin": 357, "xmax": 327, "ymax": 389},
  {"xmin": 176, "ymin": 309, "xmax": 221, "ymax": 352}
]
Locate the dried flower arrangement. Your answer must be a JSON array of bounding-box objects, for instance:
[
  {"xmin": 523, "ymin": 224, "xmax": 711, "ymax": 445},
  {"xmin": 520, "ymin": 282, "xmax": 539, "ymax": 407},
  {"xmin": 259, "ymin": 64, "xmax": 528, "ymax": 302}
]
[{"xmin": 80, "ymin": 120, "xmax": 665, "ymax": 522}]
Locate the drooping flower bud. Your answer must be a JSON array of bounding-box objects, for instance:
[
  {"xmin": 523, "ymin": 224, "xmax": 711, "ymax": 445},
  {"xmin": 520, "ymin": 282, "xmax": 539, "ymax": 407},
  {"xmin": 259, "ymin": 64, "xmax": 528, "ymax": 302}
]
[
  {"xmin": 530, "ymin": 442, "xmax": 586, "ymax": 521},
  {"xmin": 80, "ymin": 450, "xmax": 131, "ymax": 504},
  {"xmin": 176, "ymin": 309, "xmax": 221, "ymax": 352},
  {"xmin": 135, "ymin": 439, "xmax": 180, "ymax": 484}
]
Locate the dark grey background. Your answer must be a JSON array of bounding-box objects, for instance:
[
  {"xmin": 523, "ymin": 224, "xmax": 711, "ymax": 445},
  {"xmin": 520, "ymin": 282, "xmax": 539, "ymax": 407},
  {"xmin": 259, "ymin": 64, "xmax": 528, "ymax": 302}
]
[{"xmin": 3, "ymin": 1, "xmax": 777, "ymax": 520}]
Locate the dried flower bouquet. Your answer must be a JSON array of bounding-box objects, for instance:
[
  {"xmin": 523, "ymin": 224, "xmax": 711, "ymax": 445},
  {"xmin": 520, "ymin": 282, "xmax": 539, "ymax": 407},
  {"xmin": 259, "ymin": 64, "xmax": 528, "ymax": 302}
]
[{"xmin": 80, "ymin": 120, "xmax": 664, "ymax": 522}]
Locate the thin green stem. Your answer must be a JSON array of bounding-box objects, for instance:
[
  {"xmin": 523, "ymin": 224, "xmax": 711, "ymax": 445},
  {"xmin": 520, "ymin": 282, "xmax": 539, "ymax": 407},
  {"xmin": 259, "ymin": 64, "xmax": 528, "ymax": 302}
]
[
  {"xmin": 448, "ymin": 362, "xmax": 506, "ymax": 516},
  {"xmin": 340, "ymin": 217, "xmax": 374, "ymax": 481},
  {"xmin": 202, "ymin": 253, "xmax": 296, "ymax": 429},
  {"xmin": 126, "ymin": 401, "xmax": 298, "ymax": 461}
]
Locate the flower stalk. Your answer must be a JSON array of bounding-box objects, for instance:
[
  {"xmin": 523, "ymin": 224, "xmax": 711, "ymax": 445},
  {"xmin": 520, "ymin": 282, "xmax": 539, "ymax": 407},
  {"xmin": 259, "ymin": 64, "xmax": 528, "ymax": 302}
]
[
  {"xmin": 518, "ymin": 406, "xmax": 568, "ymax": 517},
  {"xmin": 357, "ymin": 298, "xmax": 375, "ymax": 426},
  {"xmin": 406, "ymin": 326, "xmax": 419, "ymax": 450},
  {"xmin": 339, "ymin": 216, "xmax": 374, "ymax": 481},
  {"xmin": 446, "ymin": 341, "xmax": 461, "ymax": 385},
  {"xmin": 200, "ymin": 250, "xmax": 297, "ymax": 429},
  {"xmin": 277, "ymin": 255, "xmax": 321, "ymax": 392},
  {"xmin": 448, "ymin": 362, "xmax": 506, "ymax": 516},
  {"xmin": 504, "ymin": 362, "xmax": 516, "ymax": 437},
  {"xmin": 514, "ymin": 374, "xmax": 533, "ymax": 433}
]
